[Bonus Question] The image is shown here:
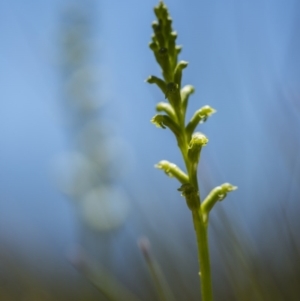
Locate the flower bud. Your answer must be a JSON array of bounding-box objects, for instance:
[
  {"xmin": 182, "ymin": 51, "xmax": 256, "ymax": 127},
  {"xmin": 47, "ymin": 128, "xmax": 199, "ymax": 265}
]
[
  {"xmin": 181, "ymin": 85, "xmax": 195, "ymax": 113},
  {"xmin": 186, "ymin": 106, "xmax": 216, "ymax": 137},
  {"xmin": 201, "ymin": 183, "xmax": 238, "ymax": 223},
  {"xmin": 151, "ymin": 114, "xmax": 167, "ymax": 129},
  {"xmin": 156, "ymin": 102, "xmax": 176, "ymax": 120},
  {"xmin": 151, "ymin": 114, "xmax": 180, "ymax": 136},
  {"xmin": 188, "ymin": 132, "xmax": 208, "ymax": 163},
  {"xmin": 155, "ymin": 160, "xmax": 189, "ymax": 184},
  {"xmin": 146, "ymin": 75, "xmax": 167, "ymax": 96},
  {"xmin": 174, "ymin": 61, "xmax": 188, "ymax": 87}
]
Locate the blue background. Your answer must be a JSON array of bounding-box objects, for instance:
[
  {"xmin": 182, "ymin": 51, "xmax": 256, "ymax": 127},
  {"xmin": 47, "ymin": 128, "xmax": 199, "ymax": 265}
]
[{"xmin": 0, "ymin": 0, "xmax": 300, "ymax": 300}]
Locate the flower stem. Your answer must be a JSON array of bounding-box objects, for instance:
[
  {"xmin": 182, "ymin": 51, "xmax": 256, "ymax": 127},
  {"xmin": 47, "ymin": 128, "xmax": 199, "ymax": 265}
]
[
  {"xmin": 177, "ymin": 88, "xmax": 213, "ymax": 301},
  {"xmin": 179, "ymin": 118, "xmax": 213, "ymax": 301},
  {"xmin": 192, "ymin": 209, "xmax": 213, "ymax": 301}
]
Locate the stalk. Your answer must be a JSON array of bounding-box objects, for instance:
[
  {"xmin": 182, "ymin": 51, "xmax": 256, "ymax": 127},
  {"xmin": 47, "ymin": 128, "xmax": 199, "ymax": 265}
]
[{"xmin": 193, "ymin": 210, "xmax": 213, "ymax": 301}]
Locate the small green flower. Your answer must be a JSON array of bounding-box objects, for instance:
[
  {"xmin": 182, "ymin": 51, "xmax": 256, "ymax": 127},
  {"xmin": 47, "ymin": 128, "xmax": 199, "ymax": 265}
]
[
  {"xmin": 155, "ymin": 160, "xmax": 189, "ymax": 184},
  {"xmin": 156, "ymin": 102, "xmax": 176, "ymax": 120},
  {"xmin": 151, "ymin": 114, "xmax": 167, "ymax": 129},
  {"xmin": 188, "ymin": 132, "xmax": 209, "ymax": 163},
  {"xmin": 201, "ymin": 183, "xmax": 238, "ymax": 223},
  {"xmin": 151, "ymin": 114, "xmax": 180, "ymax": 136},
  {"xmin": 186, "ymin": 106, "xmax": 216, "ymax": 137}
]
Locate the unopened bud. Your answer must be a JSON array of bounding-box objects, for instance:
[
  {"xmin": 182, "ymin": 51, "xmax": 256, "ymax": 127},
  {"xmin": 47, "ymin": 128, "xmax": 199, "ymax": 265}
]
[
  {"xmin": 186, "ymin": 106, "xmax": 216, "ymax": 137},
  {"xmin": 146, "ymin": 75, "xmax": 167, "ymax": 96},
  {"xmin": 155, "ymin": 160, "xmax": 189, "ymax": 184},
  {"xmin": 188, "ymin": 132, "xmax": 208, "ymax": 164},
  {"xmin": 151, "ymin": 114, "xmax": 180, "ymax": 136},
  {"xmin": 201, "ymin": 183, "xmax": 238, "ymax": 223}
]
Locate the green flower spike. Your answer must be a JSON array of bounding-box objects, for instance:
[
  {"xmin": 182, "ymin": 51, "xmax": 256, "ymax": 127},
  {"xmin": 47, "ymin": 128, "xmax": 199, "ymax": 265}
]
[{"xmin": 146, "ymin": 2, "xmax": 237, "ymax": 301}]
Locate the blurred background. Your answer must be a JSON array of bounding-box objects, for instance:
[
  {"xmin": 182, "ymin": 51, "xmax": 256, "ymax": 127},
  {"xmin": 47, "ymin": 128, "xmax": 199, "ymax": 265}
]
[{"xmin": 1, "ymin": 0, "xmax": 300, "ymax": 300}]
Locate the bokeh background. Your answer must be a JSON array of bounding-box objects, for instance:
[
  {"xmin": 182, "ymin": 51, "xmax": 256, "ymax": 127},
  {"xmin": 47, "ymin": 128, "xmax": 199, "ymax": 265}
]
[{"xmin": 1, "ymin": 0, "xmax": 300, "ymax": 300}]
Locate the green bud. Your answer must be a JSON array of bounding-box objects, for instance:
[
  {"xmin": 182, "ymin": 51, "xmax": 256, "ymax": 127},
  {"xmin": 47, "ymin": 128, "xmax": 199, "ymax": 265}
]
[
  {"xmin": 156, "ymin": 102, "xmax": 176, "ymax": 120},
  {"xmin": 164, "ymin": 18, "xmax": 173, "ymax": 40},
  {"xmin": 186, "ymin": 105, "xmax": 216, "ymax": 138},
  {"xmin": 168, "ymin": 31, "xmax": 178, "ymax": 69},
  {"xmin": 155, "ymin": 160, "xmax": 189, "ymax": 184},
  {"xmin": 188, "ymin": 132, "xmax": 208, "ymax": 164},
  {"xmin": 154, "ymin": 1, "xmax": 168, "ymax": 19},
  {"xmin": 201, "ymin": 183, "xmax": 238, "ymax": 223},
  {"xmin": 175, "ymin": 45, "xmax": 182, "ymax": 56},
  {"xmin": 189, "ymin": 132, "xmax": 209, "ymax": 147},
  {"xmin": 149, "ymin": 41, "xmax": 159, "ymax": 52},
  {"xmin": 152, "ymin": 20, "xmax": 160, "ymax": 31},
  {"xmin": 146, "ymin": 75, "xmax": 167, "ymax": 95},
  {"xmin": 152, "ymin": 12, "xmax": 165, "ymax": 47},
  {"xmin": 181, "ymin": 85, "xmax": 195, "ymax": 113},
  {"xmin": 174, "ymin": 61, "xmax": 188, "ymax": 87},
  {"xmin": 151, "ymin": 2, "xmax": 181, "ymax": 83},
  {"xmin": 151, "ymin": 114, "xmax": 167, "ymax": 129},
  {"xmin": 151, "ymin": 114, "xmax": 180, "ymax": 136}
]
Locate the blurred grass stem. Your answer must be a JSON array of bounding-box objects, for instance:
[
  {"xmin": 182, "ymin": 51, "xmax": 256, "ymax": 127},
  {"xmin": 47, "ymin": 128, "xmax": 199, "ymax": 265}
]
[{"xmin": 139, "ymin": 237, "xmax": 175, "ymax": 301}]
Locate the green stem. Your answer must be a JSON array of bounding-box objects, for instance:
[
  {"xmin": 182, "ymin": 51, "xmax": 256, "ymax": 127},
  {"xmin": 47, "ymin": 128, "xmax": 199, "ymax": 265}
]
[
  {"xmin": 175, "ymin": 96, "xmax": 213, "ymax": 300},
  {"xmin": 192, "ymin": 210, "xmax": 213, "ymax": 301},
  {"xmin": 179, "ymin": 111, "xmax": 213, "ymax": 301}
]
